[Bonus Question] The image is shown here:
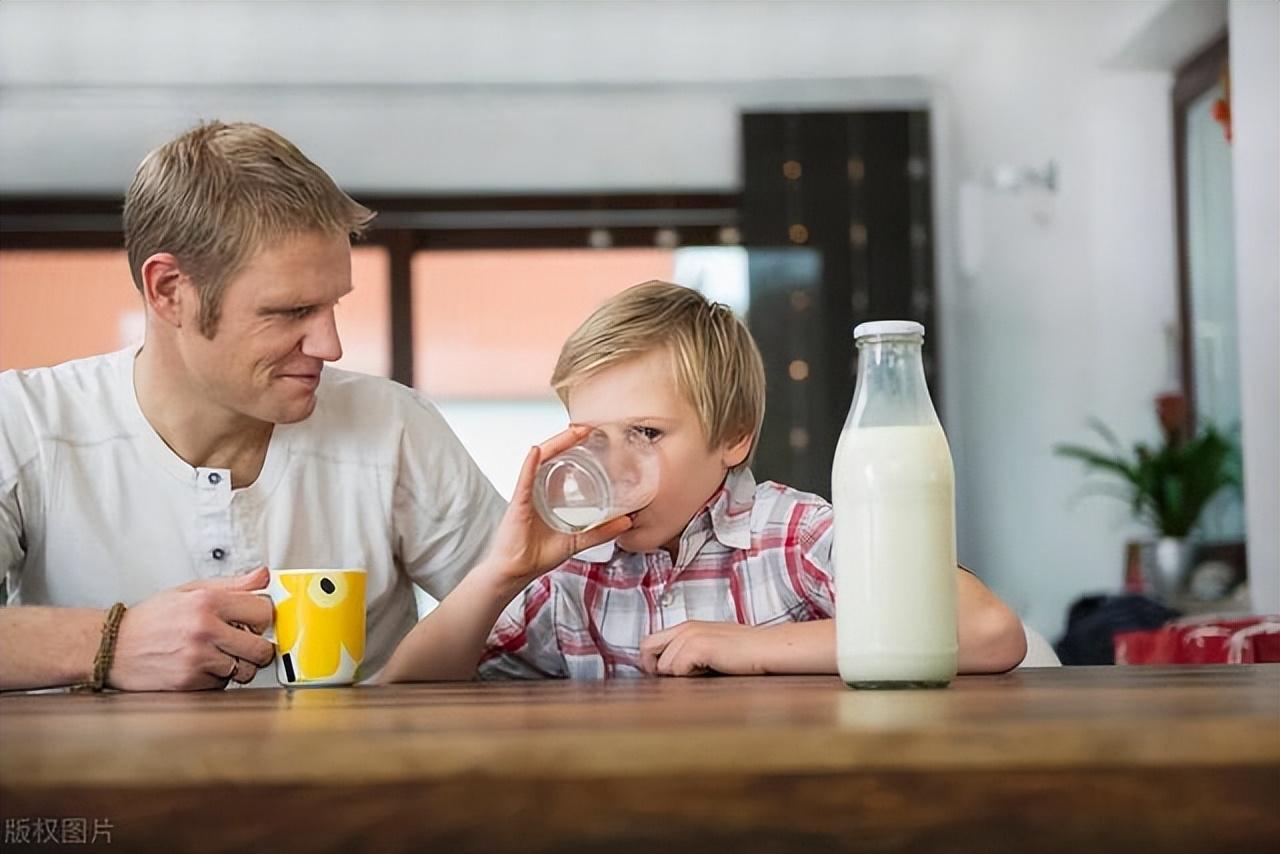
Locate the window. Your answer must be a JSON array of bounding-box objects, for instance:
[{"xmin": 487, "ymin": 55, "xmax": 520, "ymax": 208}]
[
  {"xmin": 411, "ymin": 246, "xmax": 748, "ymax": 497},
  {"xmin": 1174, "ymin": 35, "xmax": 1245, "ymax": 540},
  {"xmin": 0, "ymin": 249, "xmax": 142, "ymax": 370},
  {"xmin": 0, "ymin": 246, "xmax": 391, "ymax": 376}
]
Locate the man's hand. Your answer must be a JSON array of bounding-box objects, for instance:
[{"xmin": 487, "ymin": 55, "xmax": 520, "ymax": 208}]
[
  {"xmin": 479, "ymin": 426, "xmax": 631, "ymax": 594},
  {"xmin": 108, "ymin": 567, "xmax": 276, "ymax": 691},
  {"xmin": 640, "ymin": 621, "xmax": 771, "ymax": 677}
]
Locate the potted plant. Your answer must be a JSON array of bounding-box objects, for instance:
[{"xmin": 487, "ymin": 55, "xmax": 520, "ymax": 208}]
[{"xmin": 1055, "ymin": 393, "xmax": 1242, "ymax": 600}]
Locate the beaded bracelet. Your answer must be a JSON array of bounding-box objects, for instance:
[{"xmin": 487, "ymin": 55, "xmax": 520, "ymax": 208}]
[{"xmin": 72, "ymin": 603, "xmax": 127, "ymax": 693}]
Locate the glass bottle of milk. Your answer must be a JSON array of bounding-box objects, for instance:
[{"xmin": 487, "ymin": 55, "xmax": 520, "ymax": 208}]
[{"xmin": 833, "ymin": 320, "xmax": 958, "ymax": 688}]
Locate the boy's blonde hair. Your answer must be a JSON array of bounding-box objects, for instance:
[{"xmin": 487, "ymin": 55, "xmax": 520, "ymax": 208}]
[
  {"xmin": 552, "ymin": 281, "xmax": 766, "ymax": 469},
  {"xmin": 123, "ymin": 121, "xmax": 375, "ymax": 337}
]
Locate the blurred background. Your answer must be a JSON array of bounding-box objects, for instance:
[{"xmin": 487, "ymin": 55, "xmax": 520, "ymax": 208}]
[{"xmin": 1, "ymin": 0, "xmax": 1276, "ymax": 644}]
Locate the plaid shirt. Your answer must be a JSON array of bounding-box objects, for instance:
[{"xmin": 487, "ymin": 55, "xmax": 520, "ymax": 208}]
[{"xmin": 479, "ymin": 468, "xmax": 834, "ymax": 679}]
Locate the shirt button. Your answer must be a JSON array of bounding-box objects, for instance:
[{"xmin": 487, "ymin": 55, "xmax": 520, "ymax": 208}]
[
  {"xmin": 211, "ymin": 548, "xmax": 226, "ymax": 560},
  {"xmin": 661, "ymin": 590, "xmax": 675, "ymax": 607},
  {"xmin": 207, "ymin": 472, "xmax": 222, "ymax": 485}
]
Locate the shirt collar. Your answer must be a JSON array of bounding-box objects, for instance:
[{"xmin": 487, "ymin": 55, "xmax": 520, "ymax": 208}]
[
  {"xmin": 701, "ymin": 466, "xmax": 756, "ymax": 551},
  {"xmin": 572, "ymin": 467, "xmax": 757, "ymax": 563}
]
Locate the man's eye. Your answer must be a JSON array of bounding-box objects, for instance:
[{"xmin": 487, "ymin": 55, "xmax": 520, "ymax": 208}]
[
  {"xmin": 630, "ymin": 426, "xmax": 663, "ymax": 443},
  {"xmin": 286, "ymin": 306, "xmax": 315, "ymax": 320}
]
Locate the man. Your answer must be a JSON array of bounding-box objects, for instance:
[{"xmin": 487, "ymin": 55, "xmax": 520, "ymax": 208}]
[{"xmin": 0, "ymin": 121, "xmax": 504, "ymax": 691}]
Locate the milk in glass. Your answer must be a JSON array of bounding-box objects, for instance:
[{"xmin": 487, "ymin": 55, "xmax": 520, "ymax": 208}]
[{"xmin": 833, "ymin": 320, "xmax": 958, "ymax": 688}]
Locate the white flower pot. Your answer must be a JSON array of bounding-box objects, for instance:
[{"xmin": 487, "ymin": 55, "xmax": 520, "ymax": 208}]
[{"xmin": 1145, "ymin": 537, "xmax": 1194, "ymax": 602}]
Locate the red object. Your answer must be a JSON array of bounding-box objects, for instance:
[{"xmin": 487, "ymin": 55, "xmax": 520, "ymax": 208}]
[
  {"xmin": 1115, "ymin": 616, "xmax": 1280, "ymax": 664},
  {"xmin": 1154, "ymin": 392, "xmax": 1189, "ymax": 444},
  {"xmin": 1211, "ymin": 62, "xmax": 1233, "ymax": 143}
]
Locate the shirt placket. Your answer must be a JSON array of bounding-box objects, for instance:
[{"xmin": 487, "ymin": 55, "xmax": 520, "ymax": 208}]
[
  {"xmin": 230, "ymin": 489, "xmax": 267, "ymax": 575},
  {"xmin": 656, "ymin": 541, "xmax": 694, "ymax": 629},
  {"xmin": 195, "ymin": 468, "xmax": 234, "ymax": 577}
]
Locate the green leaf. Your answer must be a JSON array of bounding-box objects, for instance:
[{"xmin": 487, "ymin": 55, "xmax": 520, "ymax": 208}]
[
  {"xmin": 1055, "ymin": 415, "xmax": 1243, "ymax": 537},
  {"xmin": 1054, "ymin": 445, "xmax": 1138, "ymax": 484}
]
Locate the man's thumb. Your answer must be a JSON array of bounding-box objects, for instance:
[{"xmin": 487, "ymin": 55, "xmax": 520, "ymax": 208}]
[
  {"xmin": 228, "ymin": 566, "xmax": 270, "ymax": 590},
  {"xmin": 188, "ymin": 566, "xmax": 269, "ymax": 591}
]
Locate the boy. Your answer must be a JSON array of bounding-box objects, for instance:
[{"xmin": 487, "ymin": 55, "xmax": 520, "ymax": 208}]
[{"xmin": 379, "ymin": 281, "xmax": 1026, "ymax": 681}]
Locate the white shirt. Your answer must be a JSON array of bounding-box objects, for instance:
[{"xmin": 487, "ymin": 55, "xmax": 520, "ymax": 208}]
[{"xmin": 0, "ymin": 347, "xmax": 505, "ymax": 686}]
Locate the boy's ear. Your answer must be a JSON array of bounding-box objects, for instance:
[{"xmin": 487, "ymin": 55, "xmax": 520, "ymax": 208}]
[{"xmin": 721, "ymin": 431, "xmax": 753, "ymax": 469}]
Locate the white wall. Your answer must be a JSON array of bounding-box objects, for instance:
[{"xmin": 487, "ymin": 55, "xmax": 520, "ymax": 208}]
[
  {"xmin": 0, "ymin": 81, "xmax": 939, "ymax": 194},
  {"xmin": 1228, "ymin": 0, "xmax": 1280, "ymax": 615},
  {"xmin": 0, "ymin": 0, "xmax": 966, "ymax": 193},
  {"xmin": 933, "ymin": 10, "xmax": 1184, "ymax": 636},
  {"xmin": 3, "ymin": 1, "xmax": 1259, "ymax": 636},
  {"xmin": 0, "ymin": 0, "xmax": 1135, "ymax": 194}
]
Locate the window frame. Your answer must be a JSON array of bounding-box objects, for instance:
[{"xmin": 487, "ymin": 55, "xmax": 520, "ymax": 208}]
[
  {"xmin": 1172, "ymin": 33, "xmax": 1230, "ymax": 429},
  {"xmin": 1, "ymin": 193, "xmax": 740, "ymax": 386}
]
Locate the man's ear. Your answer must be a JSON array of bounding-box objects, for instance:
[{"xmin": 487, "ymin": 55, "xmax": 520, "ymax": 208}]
[
  {"xmin": 140, "ymin": 253, "xmax": 190, "ymax": 329},
  {"xmin": 721, "ymin": 431, "xmax": 753, "ymax": 469}
]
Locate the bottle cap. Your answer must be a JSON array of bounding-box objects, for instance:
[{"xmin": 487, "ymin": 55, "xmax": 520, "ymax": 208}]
[{"xmin": 853, "ymin": 320, "xmax": 925, "ymax": 339}]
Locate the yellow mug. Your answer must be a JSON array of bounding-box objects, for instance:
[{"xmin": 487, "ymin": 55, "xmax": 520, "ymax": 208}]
[{"xmin": 254, "ymin": 568, "xmax": 367, "ymax": 687}]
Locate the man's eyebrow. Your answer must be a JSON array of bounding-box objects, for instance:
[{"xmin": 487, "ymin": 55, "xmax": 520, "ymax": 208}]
[
  {"xmin": 258, "ymin": 290, "xmax": 350, "ymax": 313},
  {"xmin": 258, "ymin": 302, "xmax": 316, "ymax": 314}
]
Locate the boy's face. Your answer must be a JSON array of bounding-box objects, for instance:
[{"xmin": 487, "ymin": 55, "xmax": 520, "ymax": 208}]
[{"xmin": 566, "ymin": 347, "xmax": 750, "ymax": 556}]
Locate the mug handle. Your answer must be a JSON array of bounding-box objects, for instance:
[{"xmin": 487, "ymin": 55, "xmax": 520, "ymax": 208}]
[{"xmin": 249, "ymin": 589, "xmax": 278, "ymax": 645}]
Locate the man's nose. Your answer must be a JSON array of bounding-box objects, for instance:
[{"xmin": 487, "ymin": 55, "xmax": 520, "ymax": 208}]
[{"xmin": 301, "ymin": 308, "xmax": 343, "ymax": 363}]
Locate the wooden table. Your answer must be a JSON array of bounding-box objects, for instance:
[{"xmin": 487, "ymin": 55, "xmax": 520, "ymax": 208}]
[{"xmin": 2, "ymin": 666, "xmax": 1278, "ymax": 852}]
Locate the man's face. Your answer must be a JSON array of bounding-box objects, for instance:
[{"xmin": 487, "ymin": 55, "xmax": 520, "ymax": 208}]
[
  {"xmin": 566, "ymin": 348, "xmax": 745, "ymax": 555},
  {"xmin": 175, "ymin": 231, "xmax": 352, "ymax": 425}
]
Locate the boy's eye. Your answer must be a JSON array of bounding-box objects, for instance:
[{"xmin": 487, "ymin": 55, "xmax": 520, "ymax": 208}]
[{"xmin": 630, "ymin": 426, "xmax": 663, "ymax": 443}]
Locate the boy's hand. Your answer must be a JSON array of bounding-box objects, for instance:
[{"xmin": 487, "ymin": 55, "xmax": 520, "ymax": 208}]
[
  {"xmin": 480, "ymin": 425, "xmax": 632, "ymax": 592},
  {"xmin": 639, "ymin": 621, "xmax": 768, "ymax": 677}
]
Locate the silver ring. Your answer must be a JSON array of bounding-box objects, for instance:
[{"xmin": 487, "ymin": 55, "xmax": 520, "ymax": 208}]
[{"xmin": 226, "ymin": 657, "xmax": 240, "ymax": 679}]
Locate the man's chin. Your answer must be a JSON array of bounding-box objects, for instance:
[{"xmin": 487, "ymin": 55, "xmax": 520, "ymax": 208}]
[{"xmin": 267, "ymin": 392, "xmax": 319, "ymax": 425}]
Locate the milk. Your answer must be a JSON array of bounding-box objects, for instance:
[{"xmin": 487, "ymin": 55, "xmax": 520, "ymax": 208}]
[
  {"xmin": 550, "ymin": 505, "xmax": 609, "ymax": 532},
  {"xmin": 833, "ymin": 423, "xmax": 958, "ymax": 687},
  {"xmin": 533, "ymin": 429, "xmax": 660, "ymax": 535}
]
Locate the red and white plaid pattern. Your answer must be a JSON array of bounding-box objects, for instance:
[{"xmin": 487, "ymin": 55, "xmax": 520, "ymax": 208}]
[{"xmin": 479, "ymin": 468, "xmax": 834, "ymax": 679}]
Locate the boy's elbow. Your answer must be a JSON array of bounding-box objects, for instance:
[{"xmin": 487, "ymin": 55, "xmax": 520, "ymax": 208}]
[{"xmin": 962, "ymin": 603, "xmax": 1027, "ymax": 674}]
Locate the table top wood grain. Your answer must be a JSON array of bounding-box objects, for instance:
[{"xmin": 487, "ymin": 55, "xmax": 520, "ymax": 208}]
[{"xmin": 3, "ymin": 665, "xmax": 1278, "ymax": 852}]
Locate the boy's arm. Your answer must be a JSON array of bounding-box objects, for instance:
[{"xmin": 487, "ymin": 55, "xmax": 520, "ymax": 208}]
[
  {"xmin": 640, "ymin": 500, "xmax": 837, "ymax": 676},
  {"xmin": 954, "ymin": 567, "xmax": 1027, "ymax": 673},
  {"xmin": 639, "ymin": 619, "xmax": 833, "ymax": 676},
  {"xmin": 477, "ymin": 575, "xmax": 568, "ymax": 679},
  {"xmin": 376, "ymin": 427, "xmax": 629, "ymax": 684},
  {"xmin": 376, "ymin": 559, "xmax": 527, "ymax": 682},
  {"xmin": 640, "ymin": 568, "xmax": 1027, "ymax": 677}
]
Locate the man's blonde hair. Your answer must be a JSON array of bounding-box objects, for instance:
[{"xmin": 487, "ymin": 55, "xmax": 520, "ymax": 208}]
[
  {"xmin": 552, "ymin": 281, "xmax": 766, "ymax": 468},
  {"xmin": 123, "ymin": 121, "xmax": 375, "ymax": 336}
]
